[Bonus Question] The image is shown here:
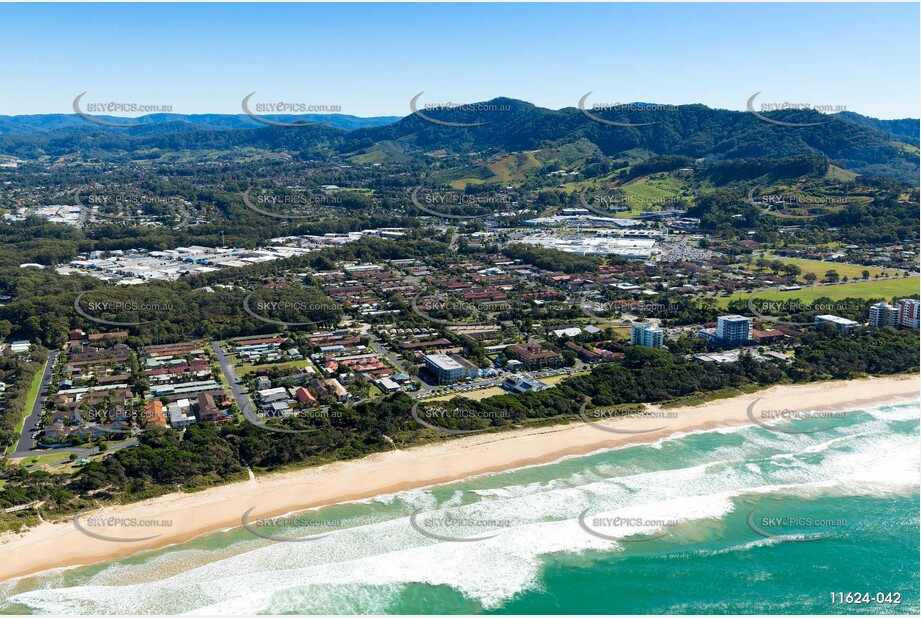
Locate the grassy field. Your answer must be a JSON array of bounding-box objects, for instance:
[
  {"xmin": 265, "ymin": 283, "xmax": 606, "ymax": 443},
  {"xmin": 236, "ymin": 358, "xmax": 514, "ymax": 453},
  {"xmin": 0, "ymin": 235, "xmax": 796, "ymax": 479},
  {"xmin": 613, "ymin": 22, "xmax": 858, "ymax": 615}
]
[
  {"xmin": 237, "ymin": 359, "xmax": 316, "ymax": 376},
  {"xmin": 619, "ymin": 175, "xmax": 687, "ymax": 214},
  {"xmin": 756, "ymin": 257, "xmax": 901, "ymax": 282},
  {"xmin": 447, "ymin": 152, "xmax": 544, "ymax": 189},
  {"xmin": 716, "ymin": 277, "xmax": 919, "ymax": 307},
  {"xmin": 824, "ymin": 165, "xmax": 859, "ymax": 181},
  {"xmin": 4, "ymin": 358, "xmax": 47, "ymax": 457},
  {"xmin": 19, "ymin": 451, "xmax": 74, "ymax": 468},
  {"xmin": 425, "ymin": 386, "xmax": 506, "ymax": 402}
]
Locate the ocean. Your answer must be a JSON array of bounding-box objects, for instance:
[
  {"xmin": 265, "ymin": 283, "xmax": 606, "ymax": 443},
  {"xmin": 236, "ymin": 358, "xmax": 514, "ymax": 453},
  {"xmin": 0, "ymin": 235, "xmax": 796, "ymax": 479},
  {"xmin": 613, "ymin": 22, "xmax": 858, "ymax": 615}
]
[{"xmin": 1, "ymin": 400, "xmax": 918, "ymax": 615}]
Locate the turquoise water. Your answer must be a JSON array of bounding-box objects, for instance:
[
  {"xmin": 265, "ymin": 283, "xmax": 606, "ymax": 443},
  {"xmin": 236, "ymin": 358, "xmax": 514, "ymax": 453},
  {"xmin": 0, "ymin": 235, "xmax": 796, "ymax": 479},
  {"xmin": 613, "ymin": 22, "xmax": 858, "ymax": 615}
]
[{"xmin": 1, "ymin": 400, "xmax": 918, "ymax": 614}]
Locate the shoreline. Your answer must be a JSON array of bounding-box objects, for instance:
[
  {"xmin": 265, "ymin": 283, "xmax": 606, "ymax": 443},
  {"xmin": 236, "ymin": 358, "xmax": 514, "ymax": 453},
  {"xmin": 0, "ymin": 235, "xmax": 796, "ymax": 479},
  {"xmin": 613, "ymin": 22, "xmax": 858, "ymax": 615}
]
[{"xmin": 1, "ymin": 375, "xmax": 917, "ymax": 584}]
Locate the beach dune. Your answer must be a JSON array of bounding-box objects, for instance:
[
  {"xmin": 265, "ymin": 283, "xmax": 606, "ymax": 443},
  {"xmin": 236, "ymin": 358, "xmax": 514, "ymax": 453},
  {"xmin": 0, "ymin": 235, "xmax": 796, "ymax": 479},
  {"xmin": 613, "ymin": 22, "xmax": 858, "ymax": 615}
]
[{"xmin": 1, "ymin": 375, "xmax": 917, "ymax": 584}]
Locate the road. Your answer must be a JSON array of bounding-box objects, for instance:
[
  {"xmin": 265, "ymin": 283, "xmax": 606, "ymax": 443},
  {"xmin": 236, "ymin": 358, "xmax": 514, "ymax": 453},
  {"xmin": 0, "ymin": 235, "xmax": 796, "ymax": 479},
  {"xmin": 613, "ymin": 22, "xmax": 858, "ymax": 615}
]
[
  {"xmin": 19, "ymin": 438, "xmax": 138, "ymax": 468},
  {"xmin": 367, "ymin": 334, "xmax": 435, "ymax": 393},
  {"xmin": 11, "ymin": 350, "xmax": 58, "ymax": 458},
  {"xmin": 210, "ymin": 340, "xmax": 255, "ymax": 416}
]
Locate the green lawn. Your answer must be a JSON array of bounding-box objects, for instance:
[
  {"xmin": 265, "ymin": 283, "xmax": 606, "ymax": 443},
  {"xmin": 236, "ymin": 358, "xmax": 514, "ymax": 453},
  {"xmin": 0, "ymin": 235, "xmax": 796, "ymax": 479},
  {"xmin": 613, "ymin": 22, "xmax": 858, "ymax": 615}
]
[
  {"xmin": 19, "ymin": 451, "xmax": 74, "ymax": 468},
  {"xmin": 367, "ymin": 384, "xmax": 384, "ymax": 398},
  {"xmin": 5, "ymin": 357, "xmax": 47, "ymax": 457},
  {"xmin": 753, "ymin": 257, "xmax": 900, "ymax": 283},
  {"xmin": 238, "ymin": 359, "xmax": 316, "ymax": 376},
  {"xmin": 716, "ymin": 277, "xmax": 920, "ymax": 307}
]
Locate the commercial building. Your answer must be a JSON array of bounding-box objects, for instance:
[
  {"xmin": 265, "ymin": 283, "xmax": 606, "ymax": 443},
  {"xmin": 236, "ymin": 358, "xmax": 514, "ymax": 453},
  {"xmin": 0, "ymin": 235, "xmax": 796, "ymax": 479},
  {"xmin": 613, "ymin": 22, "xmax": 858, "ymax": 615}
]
[
  {"xmin": 715, "ymin": 315, "xmax": 753, "ymax": 346},
  {"xmin": 518, "ymin": 233, "xmax": 656, "ymax": 259},
  {"xmin": 423, "ymin": 353, "xmax": 469, "ymax": 384},
  {"xmin": 501, "ymin": 374, "xmax": 552, "ymax": 394},
  {"xmin": 815, "ymin": 315, "xmax": 860, "ymax": 333},
  {"xmin": 631, "ymin": 323, "xmax": 664, "ymax": 348}
]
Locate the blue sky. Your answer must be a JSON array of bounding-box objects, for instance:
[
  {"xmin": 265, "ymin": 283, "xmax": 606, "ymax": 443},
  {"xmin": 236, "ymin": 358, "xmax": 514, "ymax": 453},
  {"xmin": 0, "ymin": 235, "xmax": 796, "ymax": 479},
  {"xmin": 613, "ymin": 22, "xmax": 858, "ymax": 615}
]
[{"xmin": 1, "ymin": 3, "xmax": 918, "ymax": 119}]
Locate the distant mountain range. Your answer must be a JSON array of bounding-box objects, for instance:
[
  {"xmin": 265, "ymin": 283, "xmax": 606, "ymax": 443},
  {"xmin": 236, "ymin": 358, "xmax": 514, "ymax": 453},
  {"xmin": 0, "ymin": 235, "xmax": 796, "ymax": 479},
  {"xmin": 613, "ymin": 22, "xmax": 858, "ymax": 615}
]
[
  {"xmin": 0, "ymin": 113, "xmax": 401, "ymax": 135},
  {"xmin": 0, "ymin": 99, "xmax": 917, "ymax": 183}
]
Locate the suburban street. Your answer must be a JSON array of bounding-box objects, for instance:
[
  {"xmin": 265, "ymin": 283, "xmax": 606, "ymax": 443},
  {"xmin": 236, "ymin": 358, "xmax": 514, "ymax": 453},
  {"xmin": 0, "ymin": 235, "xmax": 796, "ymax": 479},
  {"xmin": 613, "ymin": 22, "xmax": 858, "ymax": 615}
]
[
  {"xmin": 366, "ymin": 334, "xmax": 436, "ymax": 395},
  {"xmin": 10, "ymin": 350, "xmax": 58, "ymax": 458},
  {"xmin": 19, "ymin": 438, "xmax": 139, "ymax": 469},
  {"xmin": 210, "ymin": 340, "xmax": 255, "ymax": 415}
]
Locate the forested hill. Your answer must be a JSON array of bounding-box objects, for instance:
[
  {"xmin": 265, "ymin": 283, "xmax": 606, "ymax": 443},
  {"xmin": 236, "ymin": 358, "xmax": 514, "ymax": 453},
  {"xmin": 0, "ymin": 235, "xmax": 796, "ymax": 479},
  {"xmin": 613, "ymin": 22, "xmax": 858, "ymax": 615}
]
[
  {"xmin": 835, "ymin": 111, "xmax": 920, "ymax": 146},
  {"xmin": 343, "ymin": 98, "xmax": 919, "ymax": 182},
  {"xmin": 0, "ymin": 99, "xmax": 917, "ymax": 183}
]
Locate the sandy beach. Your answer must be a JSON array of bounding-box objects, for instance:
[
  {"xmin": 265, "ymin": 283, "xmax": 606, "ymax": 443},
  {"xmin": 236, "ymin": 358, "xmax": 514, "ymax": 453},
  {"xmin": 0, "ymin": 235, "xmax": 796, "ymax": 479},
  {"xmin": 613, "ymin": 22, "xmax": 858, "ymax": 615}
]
[{"xmin": 1, "ymin": 375, "xmax": 917, "ymax": 584}]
